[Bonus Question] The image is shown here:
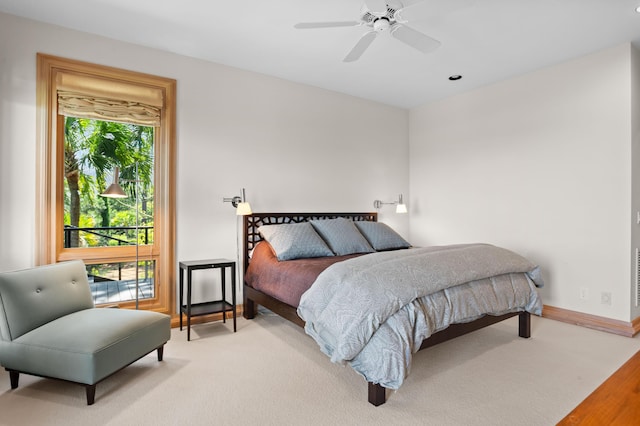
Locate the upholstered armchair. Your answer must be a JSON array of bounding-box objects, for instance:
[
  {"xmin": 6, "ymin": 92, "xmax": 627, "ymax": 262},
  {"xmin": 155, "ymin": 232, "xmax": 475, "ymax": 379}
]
[{"xmin": 0, "ymin": 260, "xmax": 171, "ymax": 404}]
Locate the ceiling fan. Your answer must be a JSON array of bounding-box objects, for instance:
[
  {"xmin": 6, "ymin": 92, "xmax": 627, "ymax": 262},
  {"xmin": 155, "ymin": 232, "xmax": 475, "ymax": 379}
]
[{"xmin": 294, "ymin": 0, "xmax": 440, "ymax": 62}]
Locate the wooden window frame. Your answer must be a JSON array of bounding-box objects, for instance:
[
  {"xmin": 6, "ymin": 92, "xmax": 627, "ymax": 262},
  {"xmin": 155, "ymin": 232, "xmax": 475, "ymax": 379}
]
[{"xmin": 35, "ymin": 53, "xmax": 176, "ymax": 316}]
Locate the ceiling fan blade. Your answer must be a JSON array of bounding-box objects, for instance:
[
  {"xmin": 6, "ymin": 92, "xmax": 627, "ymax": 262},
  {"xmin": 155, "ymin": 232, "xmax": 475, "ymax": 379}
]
[
  {"xmin": 343, "ymin": 31, "xmax": 378, "ymax": 62},
  {"xmin": 294, "ymin": 21, "xmax": 360, "ymax": 29},
  {"xmin": 365, "ymin": 0, "xmax": 388, "ymax": 16},
  {"xmin": 390, "ymin": 24, "xmax": 440, "ymax": 54}
]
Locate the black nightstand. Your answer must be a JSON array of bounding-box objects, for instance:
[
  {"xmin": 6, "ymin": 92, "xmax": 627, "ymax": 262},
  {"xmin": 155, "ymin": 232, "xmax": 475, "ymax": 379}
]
[{"xmin": 179, "ymin": 259, "xmax": 237, "ymax": 341}]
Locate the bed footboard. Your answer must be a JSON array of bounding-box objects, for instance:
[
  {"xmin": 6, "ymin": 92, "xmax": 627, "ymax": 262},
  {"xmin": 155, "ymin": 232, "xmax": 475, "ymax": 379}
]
[{"xmin": 368, "ymin": 311, "xmax": 531, "ymax": 406}]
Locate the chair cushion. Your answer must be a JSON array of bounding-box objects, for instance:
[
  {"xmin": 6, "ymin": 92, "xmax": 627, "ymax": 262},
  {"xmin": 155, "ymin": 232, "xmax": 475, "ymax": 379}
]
[{"xmin": 0, "ymin": 308, "xmax": 170, "ymax": 384}]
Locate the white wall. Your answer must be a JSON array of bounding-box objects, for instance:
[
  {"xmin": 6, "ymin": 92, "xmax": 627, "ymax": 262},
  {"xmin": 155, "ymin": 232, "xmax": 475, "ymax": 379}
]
[
  {"xmin": 0, "ymin": 13, "xmax": 409, "ymax": 301},
  {"xmin": 410, "ymin": 44, "xmax": 634, "ymax": 322},
  {"xmin": 632, "ymin": 44, "xmax": 640, "ymax": 320}
]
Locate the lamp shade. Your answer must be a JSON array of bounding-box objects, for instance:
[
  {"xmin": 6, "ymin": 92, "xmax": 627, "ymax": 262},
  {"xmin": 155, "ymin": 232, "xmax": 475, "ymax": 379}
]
[
  {"xmin": 102, "ymin": 183, "xmax": 127, "ymax": 198},
  {"xmin": 396, "ymin": 193, "xmax": 407, "ymax": 213},
  {"xmin": 101, "ymin": 167, "xmax": 127, "ymax": 198},
  {"xmin": 236, "ymin": 202, "xmax": 252, "ymax": 216}
]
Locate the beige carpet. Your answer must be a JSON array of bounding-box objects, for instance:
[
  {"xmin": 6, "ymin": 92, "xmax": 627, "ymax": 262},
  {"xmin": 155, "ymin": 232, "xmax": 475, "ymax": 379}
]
[{"xmin": 0, "ymin": 313, "xmax": 638, "ymax": 426}]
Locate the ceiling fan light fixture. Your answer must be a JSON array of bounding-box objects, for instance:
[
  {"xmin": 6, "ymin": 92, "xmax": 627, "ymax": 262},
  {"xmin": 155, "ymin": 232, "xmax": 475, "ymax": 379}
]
[{"xmin": 373, "ymin": 17, "xmax": 390, "ymax": 32}]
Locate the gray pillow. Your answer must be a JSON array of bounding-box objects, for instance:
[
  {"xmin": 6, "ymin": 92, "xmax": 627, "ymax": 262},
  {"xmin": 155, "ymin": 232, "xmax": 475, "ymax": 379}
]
[
  {"xmin": 310, "ymin": 218, "xmax": 374, "ymax": 256},
  {"xmin": 354, "ymin": 222, "xmax": 411, "ymax": 251},
  {"xmin": 258, "ymin": 222, "xmax": 334, "ymax": 261}
]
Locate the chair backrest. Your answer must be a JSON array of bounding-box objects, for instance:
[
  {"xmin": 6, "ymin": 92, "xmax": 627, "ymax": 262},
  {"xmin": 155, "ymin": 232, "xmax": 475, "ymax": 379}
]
[{"xmin": 0, "ymin": 260, "xmax": 95, "ymax": 341}]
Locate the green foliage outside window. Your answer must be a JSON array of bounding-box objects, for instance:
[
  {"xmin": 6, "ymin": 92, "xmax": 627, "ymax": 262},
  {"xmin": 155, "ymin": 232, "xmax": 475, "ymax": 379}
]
[{"xmin": 63, "ymin": 117, "xmax": 155, "ymax": 248}]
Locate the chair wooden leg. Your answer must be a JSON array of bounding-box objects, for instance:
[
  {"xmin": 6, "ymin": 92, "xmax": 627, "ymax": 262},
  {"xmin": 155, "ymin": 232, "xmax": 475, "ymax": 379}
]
[
  {"xmin": 8, "ymin": 370, "xmax": 19, "ymax": 389},
  {"xmin": 157, "ymin": 345, "xmax": 164, "ymax": 361},
  {"xmin": 86, "ymin": 384, "xmax": 96, "ymax": 405}
]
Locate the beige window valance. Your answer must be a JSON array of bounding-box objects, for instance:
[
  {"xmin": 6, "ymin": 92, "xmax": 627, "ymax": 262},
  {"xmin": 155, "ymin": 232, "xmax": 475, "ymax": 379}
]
[{"xmin": 56, "ymin": 71, "xmax": 163, "ymax": 127}]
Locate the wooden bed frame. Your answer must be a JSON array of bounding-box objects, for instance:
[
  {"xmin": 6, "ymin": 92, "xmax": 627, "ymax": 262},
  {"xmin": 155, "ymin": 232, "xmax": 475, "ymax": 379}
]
[{"xmin": 242, "ymin": 212, "xmax": 531, "ymax": 406}]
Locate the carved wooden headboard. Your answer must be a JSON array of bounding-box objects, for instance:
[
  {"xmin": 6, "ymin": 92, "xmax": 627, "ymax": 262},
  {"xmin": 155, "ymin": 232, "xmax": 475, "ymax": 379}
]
[{"xmin": 242, "ymin": 212, "xmax": 377, "ymax": 273}]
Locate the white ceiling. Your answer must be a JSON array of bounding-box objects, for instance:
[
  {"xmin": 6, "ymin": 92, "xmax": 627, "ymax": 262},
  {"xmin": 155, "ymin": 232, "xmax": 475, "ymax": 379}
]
[{"xmin": 2, "ymin": 0, "xmax": 640, "ymax": 108}]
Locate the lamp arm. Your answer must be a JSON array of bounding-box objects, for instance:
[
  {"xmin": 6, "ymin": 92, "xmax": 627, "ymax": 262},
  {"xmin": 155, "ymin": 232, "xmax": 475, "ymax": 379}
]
[
  {"xmin": 373, "ymin": 200, "xmax": 398, "ymax": 209},
  {"xmin": 223, "ymin": 196, "xmax": 242, "ymax": 208},
  {"xmin": 374, "ymin": 193, "xmax": 406, "ymax": 212}
]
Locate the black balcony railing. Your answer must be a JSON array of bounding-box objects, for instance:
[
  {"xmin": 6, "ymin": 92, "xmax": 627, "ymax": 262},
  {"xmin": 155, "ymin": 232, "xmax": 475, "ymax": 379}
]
[
  {"xmin": 63, "ymin": 225, "xmax": 152, "ymax": 248},
  {"xmin": 63, "ymin": 225, "xmax": 154, "ymax": 285}
]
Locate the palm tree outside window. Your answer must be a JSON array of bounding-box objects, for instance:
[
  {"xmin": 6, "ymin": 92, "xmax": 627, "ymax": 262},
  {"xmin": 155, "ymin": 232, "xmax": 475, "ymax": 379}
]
[{"xmin": 63, "ymin": 118, "xmax": 155, "ymax": 303}]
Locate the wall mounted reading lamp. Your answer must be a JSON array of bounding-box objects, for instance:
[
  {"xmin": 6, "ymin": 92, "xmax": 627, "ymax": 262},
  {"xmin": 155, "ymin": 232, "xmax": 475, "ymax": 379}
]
[
  {"xmin": 223, "ymin": 188, "xmax": 252, "ymax": 216},
  {"xmin": 373, "ymin": 194, "xmax": 407, "ymax": 214}
]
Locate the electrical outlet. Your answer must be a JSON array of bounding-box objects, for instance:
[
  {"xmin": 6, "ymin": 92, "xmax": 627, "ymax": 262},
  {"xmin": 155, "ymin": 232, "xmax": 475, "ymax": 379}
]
[
  {"xmin": 580, "ymin": 287, "xmax": 588, "ymax": 300},
  {"xmin": 601, "ymin": 292, "xmax": 612, "ymax": 305}
]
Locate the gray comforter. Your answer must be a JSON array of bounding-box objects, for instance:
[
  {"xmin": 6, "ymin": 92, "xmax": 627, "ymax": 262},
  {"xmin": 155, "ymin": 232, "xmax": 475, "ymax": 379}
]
[{"xmin": 297, "ymin": 244, "xmax": 543, "ymax": 389}]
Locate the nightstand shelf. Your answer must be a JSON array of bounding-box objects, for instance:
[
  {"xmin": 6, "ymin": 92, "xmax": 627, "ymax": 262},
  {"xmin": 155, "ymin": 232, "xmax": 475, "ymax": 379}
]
[
  {"xmin": 179, "ymin": 259, "xmax": 237, "ymax": 341},
  {"xmin": 181, "ymin": 300, "xmax": 233, "ymax": 317}
]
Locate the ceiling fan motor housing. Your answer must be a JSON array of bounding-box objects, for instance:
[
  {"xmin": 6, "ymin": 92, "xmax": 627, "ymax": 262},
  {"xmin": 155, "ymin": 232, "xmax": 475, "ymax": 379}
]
[{"xmin": 360, "ymin": 1, "xmax": 401, "ymax": 29}]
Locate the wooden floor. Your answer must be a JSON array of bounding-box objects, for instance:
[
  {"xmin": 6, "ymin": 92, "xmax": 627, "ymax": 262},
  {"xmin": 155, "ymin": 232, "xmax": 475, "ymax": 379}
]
[{"xmin": 557, "ymin": 350, "xmax": 640, "ymax": 425}]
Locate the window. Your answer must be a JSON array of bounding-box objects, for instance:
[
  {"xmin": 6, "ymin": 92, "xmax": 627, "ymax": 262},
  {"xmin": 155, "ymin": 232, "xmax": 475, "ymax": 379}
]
[{"xmin": 36, "ymin": 54, "xmax": 176, "ymax": 315}]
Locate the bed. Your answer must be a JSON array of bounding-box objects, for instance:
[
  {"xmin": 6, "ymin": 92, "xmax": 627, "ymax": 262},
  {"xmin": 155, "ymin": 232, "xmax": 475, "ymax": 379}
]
[{"xmin": 242, "ymin": 212, "xmax": 543, "ymax": 406}]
